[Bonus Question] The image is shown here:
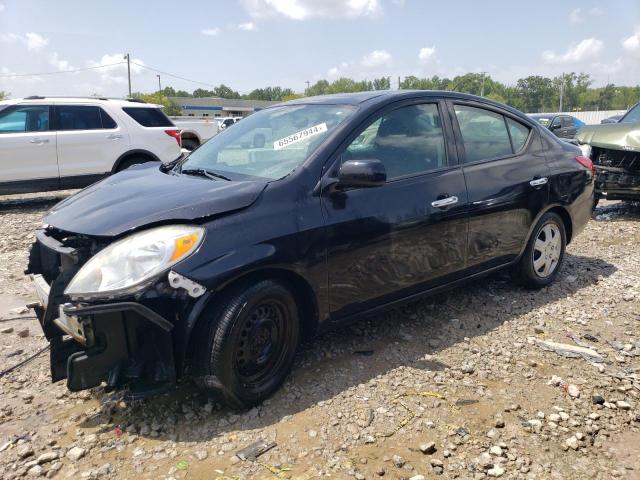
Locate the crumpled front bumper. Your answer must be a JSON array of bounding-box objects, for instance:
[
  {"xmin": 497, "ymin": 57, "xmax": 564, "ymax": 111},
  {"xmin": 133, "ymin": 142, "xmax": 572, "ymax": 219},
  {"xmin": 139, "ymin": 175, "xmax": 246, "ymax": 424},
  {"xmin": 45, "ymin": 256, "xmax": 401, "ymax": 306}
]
[
  {"xmin": 27, "ymin": 230, "xmax": 181, "ymax": 398},
  {"xmin": 594, "ymin": 165, "xmax": 640, "ymax": 201}
]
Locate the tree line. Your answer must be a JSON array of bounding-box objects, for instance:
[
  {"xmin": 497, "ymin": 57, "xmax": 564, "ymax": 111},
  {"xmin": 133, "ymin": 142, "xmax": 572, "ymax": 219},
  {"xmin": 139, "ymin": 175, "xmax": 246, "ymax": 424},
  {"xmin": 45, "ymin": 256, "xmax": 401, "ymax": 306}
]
[{"xmin": 157, "ymin": 71, "xmax": 640, "ymax": 113}]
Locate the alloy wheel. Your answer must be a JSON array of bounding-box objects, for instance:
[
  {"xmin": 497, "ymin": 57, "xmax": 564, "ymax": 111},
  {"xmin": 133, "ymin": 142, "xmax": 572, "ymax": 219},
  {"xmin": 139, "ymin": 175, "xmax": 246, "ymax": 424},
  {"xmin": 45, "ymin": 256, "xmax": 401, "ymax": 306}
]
[{"xmin": 532, "ymin": 223, "xmax": 562, "ymax": 278}]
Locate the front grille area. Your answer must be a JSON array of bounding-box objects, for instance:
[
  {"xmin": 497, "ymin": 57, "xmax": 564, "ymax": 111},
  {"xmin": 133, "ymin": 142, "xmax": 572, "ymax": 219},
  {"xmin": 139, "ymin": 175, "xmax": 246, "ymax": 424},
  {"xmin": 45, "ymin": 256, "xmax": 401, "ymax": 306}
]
[{"xmin": 592, "ymin": 146, "xmax": 640, "ymax": 172}]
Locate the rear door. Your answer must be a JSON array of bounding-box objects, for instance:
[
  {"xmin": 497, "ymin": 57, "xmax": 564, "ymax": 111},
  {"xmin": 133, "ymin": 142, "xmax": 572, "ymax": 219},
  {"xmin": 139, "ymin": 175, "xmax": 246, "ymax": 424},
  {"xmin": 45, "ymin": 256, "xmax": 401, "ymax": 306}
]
[
  {"xmin": 0, "ymin": 104, "xmax": 59, "ymax": 189},
  {"xmin": 322, "ymin": 99, "xmax": 469, "ymax": 318},
  {"xmin": 447, "ymin": 101, "xmax": 550, "ymax": 273},
  {"xmin": 54, "ymin": 104, "xmax": 127, "ymax": 179}
]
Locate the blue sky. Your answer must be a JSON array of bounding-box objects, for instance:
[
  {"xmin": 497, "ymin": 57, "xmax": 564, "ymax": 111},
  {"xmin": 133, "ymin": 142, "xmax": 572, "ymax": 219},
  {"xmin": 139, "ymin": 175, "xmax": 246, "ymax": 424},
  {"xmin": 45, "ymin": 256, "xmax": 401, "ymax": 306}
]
[{"xmin": 1, "ymin": 0, "xmax": 639, "ymax": 98}]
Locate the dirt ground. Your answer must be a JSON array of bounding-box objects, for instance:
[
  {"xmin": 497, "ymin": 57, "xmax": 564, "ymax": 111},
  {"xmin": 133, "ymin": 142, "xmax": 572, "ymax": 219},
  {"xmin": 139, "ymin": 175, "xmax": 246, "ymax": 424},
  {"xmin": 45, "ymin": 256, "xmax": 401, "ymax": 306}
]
[{"xmin": 0, "ymin": 192, "xmax": 638, "ymax": 480}]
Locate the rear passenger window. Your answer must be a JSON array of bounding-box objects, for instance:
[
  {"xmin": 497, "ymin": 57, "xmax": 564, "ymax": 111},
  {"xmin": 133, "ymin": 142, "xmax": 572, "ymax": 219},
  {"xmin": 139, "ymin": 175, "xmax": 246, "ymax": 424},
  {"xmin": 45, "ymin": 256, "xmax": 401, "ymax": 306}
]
[
  {"xmin": 55, "ymin": 106, "xmax": 102, "ymax": 130},
  {"xmin": 99, "ymin": 108, "xmax": 117, "ymax": 129},
  {"xmin": 122, "ymin": 107, "xmax": 174, "ymax": 127},
  {"xmin": 344, "ymin": 103, "xmax": 447, "ymax": 180},
  {"xmin": 506, "ymin": 118, "xmax": 530, "ymax": 152},
  {"xmin": 454, "ymin": 105, "xmax": 512, "ymax": 163}
]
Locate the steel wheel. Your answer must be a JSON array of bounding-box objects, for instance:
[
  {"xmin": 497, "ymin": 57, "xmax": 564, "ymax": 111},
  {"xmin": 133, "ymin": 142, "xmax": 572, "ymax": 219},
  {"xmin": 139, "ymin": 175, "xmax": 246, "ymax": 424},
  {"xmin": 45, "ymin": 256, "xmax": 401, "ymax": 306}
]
[
  {"xmin": 532, "ymin": 223, "xmax": 562, "ymax": 278},
  {"xmin": 233, "ymin": 299, "xmax": 291, "ymax": 386}
]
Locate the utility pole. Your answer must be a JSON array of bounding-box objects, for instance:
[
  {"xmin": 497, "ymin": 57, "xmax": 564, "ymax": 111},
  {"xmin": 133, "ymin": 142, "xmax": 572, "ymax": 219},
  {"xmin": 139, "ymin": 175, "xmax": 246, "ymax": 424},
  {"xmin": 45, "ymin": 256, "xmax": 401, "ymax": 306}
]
[
  {"xmin": 157, "ymin": 74, "xmax": 162, "ymax": 95},
  {"xmin": 305, "ymin": 80, "xmax": 310, "ymax": 92},
  {"xmin": 559, "ymin": 72, "xmax": 564, "ymax": 112},
  {"xmin": 480, "ymin": 71, "xmax": 488, "ymax": 97},
  {"xmin": 124, "ymin": 53, "xmax": 131, "ymax": 97}
]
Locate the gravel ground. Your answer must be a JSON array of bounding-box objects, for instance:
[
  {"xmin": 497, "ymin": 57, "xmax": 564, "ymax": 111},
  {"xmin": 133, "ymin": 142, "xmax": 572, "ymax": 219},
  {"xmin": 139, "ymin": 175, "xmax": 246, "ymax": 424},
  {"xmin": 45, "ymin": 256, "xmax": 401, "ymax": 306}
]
[{"xmin": 0, "ymin": 193, "xmax": 638, "ymax": 480}]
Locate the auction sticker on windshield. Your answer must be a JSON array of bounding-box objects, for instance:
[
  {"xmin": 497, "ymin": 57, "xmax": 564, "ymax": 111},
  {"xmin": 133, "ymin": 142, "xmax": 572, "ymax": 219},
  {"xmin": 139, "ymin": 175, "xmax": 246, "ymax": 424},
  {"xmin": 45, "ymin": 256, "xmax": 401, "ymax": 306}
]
[{"xmin": 273, "ymin": 123, "xmax": 328, "ymax": 151}]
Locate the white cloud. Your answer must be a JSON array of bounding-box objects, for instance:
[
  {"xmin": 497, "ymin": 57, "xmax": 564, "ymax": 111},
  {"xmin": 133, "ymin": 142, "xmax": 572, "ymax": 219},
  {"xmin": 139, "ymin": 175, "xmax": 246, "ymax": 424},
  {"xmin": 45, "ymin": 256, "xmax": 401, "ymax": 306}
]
[
  {"xmin": 239, "ymin": 0, "xmax": 380, "ymax": 20},
  {"xmin": 622, "ymin": 27, "xmax": 640, "ymax": 56},
  {"xmin": 418, "ymin": 46, "xmax": 437, "ymax": 63},
  {"xmin": 0, "ymin": 32, "xmax": 49, "ymax": 51},
  {"xmin": 542, "ymin": 38, "xmax": 604, "ymax": 64},
  {"xmin": 48, "ymin": 52, "xmax": 73, "ymax": 71},
  {"xmin": 0, "ymin": 4, "xmax": 5, "ymax": 13},
  {"xmin": 568, "ymin": 8, "xmax": 583, "ymax": 24},
  {"xmin": 200, "ymin": 28, "xmax": 220, "ymax": 36},
  {"xmin": 87, "ymin": 53, "xmax": 145, "ymax": 85},
  {"xmin": 237, "ymin": 22, "xmax": 256, "ymax": 31},
  {"xmin": 361, "ymin": 49, "xmax": 392, "ymax": 67},
  {"xmin": 589, "ymin": 7, "xmax": 603, "ymax": 16}
]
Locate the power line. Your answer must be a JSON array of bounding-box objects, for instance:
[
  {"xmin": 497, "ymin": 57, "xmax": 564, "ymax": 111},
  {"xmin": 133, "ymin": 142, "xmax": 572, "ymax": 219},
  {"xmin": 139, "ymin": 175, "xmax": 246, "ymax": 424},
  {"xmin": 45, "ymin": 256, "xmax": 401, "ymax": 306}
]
[
  {"xmin": 130, "ymin": 61, "xmax": 216, "ymax": 87},
  {"xmin": 0, "ymin": 61, "xmax": 127, "ymax": 78}
]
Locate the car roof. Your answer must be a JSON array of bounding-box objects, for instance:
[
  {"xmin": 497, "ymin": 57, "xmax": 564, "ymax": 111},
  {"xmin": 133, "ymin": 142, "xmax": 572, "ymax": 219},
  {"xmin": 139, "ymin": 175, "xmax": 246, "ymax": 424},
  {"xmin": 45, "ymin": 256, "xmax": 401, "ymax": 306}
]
[
  {"xmin": 282, "ymin": 90, "xmax": 533, "ymax": 123},
  {"xmin": 0, "ymin": 97, "xmax": 162, "ymax": 108}
]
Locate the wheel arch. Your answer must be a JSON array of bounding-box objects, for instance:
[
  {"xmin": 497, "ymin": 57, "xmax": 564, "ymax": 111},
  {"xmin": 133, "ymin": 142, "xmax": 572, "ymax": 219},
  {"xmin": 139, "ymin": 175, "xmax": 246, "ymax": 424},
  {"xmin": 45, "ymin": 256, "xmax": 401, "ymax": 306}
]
[
  {"xmin": 111, "ymin": 149, "xmax": 161, "ymax": 173},
  {"xmin": 179, "ymin": 266, "xmax": 320, "ymax": 375},
  {"xmin": 517, "ymin": 204, "xmax": 574, "ymax": 261}
]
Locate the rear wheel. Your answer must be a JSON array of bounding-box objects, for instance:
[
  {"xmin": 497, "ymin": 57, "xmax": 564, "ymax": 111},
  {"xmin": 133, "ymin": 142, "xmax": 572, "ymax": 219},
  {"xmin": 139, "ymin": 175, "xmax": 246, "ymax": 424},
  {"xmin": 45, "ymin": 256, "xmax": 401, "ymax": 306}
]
[
  {"xmin": 194, "ymin": 279, "xmax": 300, "ymax": 408},
  {"xmin": 116, "ymin": 155, "xmax": 151, "ymax": 172},
  {"xmin": 182, "ymin": 138, "xmax": 199, "ymax": 151},
  {"xmin": 511, "ymin": 212, "xmax": 566, "ymax": 288}
]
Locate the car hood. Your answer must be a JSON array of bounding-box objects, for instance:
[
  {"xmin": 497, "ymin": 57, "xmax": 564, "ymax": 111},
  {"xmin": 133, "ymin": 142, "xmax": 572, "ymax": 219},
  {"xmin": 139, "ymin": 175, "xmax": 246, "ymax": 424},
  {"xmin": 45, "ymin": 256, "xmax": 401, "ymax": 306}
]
[
  {"xmin": 44, "ymin": 164, "xmax": 268, "ymax": 237},
  {"xmin": 576, "ymin": 122, "xmax": 640, "ymax": 151}
]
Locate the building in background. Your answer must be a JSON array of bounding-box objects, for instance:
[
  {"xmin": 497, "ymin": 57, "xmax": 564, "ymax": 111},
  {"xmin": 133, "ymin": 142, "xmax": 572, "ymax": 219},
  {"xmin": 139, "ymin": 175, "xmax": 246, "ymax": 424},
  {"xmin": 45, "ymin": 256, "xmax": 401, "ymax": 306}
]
[{"xmin": 169, "ymin": 97, "xmax": 279, "ymax": 118}]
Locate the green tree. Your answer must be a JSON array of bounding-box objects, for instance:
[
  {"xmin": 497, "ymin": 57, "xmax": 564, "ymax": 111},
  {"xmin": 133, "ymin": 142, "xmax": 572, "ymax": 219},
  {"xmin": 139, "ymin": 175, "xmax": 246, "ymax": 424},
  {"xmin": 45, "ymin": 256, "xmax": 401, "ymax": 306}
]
[
  {"xmin": 372, "ymin": 77, "xmax": 391, "ymax": 90},
  {"xmin": 131, "ymin": 92, "xmax": 182, "ymax": 116},
  {"xmin": 213, "ymin": 84, "xmax": 241, "ymax": 99},
  {"xmin": 515, "ymin": 76, "xmax": 555, "ymax": 113},
  {"xmin": 0, "ymin": 91, "xmax": 10, "ymax": 100},
  {"xmin": 192, "ymin": 88, "xmax": 215, "ymax": 97}
]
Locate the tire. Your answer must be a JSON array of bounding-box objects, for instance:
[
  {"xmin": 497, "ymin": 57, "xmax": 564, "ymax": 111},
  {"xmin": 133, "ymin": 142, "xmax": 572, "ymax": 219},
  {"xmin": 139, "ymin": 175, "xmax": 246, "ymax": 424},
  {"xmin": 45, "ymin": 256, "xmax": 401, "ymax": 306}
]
[
  {"xmin": 182, "ymin": 138, "xmax": 199, "ymax": 151},
  {"xmin": 592, "ymin": 194, "xmax": 600, "ymax": 211},
  {"xmin": 511, "ymin": 212, "xmax": 566, "ymax": 289},
  {"xmin": 194, "ymin": 279, "xmax": 300, "ymax": 408},
  {"xmin": 116, "ymin": 155, "xmax": 151, "ymax": 172}
]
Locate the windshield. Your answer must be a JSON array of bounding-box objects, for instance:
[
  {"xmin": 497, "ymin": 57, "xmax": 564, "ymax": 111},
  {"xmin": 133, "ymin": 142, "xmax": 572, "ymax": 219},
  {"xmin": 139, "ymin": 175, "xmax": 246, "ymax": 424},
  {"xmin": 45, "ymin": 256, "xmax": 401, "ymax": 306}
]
[
  {"xmin": 181, "ymin": 104, "xmax": 356, "ymax": 180},
  {"xmin": 531, "ymin": 116, "xmax": 551, "ymax": 127},
  {"xmin": 620, "ymin": 104, "xmax": 640, "ymax": 124}
]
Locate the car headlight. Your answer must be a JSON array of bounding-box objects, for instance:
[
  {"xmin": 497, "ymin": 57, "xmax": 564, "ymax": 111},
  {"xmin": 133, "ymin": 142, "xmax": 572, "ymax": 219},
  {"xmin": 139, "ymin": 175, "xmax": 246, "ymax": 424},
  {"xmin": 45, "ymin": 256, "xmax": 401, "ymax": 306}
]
[{"xmin": 65, "ymin": 225, "xmax": 205, "ymax": 300}]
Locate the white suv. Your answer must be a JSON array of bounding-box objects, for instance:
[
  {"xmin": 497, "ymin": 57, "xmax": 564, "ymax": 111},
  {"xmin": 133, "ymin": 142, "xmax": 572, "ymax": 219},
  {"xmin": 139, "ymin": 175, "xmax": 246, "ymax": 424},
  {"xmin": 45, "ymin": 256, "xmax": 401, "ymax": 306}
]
[{"xmin": 0, "ymin": 96, "xmax": 183, "ymax": 195}]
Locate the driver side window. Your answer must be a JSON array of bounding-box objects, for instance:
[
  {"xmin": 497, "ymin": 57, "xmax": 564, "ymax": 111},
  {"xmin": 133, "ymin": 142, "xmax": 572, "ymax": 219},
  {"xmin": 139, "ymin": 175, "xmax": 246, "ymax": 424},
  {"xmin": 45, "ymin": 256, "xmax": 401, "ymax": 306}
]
[{"xmin": 344, "ymin": 103, "xmax": 447, "ymax": 180}]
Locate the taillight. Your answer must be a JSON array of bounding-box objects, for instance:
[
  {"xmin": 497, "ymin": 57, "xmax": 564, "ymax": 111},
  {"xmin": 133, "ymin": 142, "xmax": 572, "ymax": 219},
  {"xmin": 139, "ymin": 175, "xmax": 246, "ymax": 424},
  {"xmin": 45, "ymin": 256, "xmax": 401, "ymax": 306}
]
[
  {"xmin": 165, "ymin": 129, "xmax": 182, "ymax": 147},
  {"xmin": 575, "ymin": 155, "xmax": 594, "ymax": 176}
]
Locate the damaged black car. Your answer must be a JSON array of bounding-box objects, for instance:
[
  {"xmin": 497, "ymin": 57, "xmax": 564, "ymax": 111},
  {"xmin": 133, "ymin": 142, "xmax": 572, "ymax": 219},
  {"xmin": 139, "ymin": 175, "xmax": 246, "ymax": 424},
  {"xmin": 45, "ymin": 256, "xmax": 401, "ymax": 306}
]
[{"xmin": 27, "ymin": 91, "xmax": 594, "ymax": 407}]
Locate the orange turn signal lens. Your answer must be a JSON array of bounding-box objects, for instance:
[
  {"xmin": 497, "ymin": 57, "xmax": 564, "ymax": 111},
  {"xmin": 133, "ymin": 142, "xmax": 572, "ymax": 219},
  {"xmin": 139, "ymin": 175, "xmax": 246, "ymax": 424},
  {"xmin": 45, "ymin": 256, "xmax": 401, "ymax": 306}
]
[{"xmin": 170, "ymin": 233, "xmax": 199, "ymax": 262}]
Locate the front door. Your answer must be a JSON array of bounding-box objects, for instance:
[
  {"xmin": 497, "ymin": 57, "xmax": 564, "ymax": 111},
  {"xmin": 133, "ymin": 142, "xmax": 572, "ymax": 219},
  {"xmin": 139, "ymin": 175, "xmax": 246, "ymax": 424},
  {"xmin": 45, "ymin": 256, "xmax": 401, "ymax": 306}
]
[
  {"xmin": 448, "ymin": 101, "xmax": 550, "ymax": 273},
  {"xmin": 0, "ymin": 104, "xmax": 59, "ymax": 191},
  {"xmin": 322, "ymin": 101, "xmax": 468, "ymax": 318}
]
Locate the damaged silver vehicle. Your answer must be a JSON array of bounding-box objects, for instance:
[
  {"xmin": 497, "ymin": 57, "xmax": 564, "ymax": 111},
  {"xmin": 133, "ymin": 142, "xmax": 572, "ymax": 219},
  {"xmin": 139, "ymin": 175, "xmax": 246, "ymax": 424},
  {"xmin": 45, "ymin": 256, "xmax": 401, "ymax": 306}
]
[{"xmin": 576, "ymin": 102, "xmax": 640, "ymax": 207}]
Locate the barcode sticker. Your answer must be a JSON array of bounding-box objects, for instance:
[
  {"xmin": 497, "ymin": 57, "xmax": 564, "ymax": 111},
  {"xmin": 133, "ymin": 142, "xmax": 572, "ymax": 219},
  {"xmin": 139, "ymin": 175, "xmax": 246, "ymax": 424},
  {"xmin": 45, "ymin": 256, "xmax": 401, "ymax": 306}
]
[{"xmin": 273, "ymin": 123, "xmax": 328, "ymax": 150}]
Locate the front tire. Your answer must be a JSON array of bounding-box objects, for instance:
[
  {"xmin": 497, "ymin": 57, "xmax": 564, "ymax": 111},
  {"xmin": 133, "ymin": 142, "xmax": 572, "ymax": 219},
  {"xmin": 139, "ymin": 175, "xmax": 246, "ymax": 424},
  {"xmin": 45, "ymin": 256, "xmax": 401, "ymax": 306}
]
[
  {"xmin": 194, "ymin": 279, "xmax": 300, "ymax": 408},
  {"xmin": 511, "ymin": 212, "xmax": 566, "ymax": 289}
]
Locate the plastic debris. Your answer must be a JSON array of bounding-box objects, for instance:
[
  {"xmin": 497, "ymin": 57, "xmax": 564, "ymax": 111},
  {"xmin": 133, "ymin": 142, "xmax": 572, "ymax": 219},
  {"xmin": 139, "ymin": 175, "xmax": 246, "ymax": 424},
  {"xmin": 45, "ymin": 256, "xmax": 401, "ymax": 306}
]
[
  {"xmin": 529, "ymin": 337, "xmax": 604, "ymax": 363},
  {"xmin": 236, "ymin": 440, "xmax": 277, "ymax": 461}
]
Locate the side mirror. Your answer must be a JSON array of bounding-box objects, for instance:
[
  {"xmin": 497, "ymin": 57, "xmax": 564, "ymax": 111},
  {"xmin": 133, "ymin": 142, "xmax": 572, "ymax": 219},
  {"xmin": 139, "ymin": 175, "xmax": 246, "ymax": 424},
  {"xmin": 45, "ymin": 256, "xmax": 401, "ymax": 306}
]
[
  {"xmin": 550, "ymin": 123, "xmax": 561, "ymax": 130},
  {"xmin": 338, "ymin": 159, "xmax": 386, "ymax": 189}
]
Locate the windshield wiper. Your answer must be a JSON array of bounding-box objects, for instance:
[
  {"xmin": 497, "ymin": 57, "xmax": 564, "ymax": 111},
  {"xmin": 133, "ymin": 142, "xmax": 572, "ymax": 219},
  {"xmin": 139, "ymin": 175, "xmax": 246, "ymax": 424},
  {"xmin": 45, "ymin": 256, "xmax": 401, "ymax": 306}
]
[{"xmin": 180, "ymin": 168, "xmax": 231, "ymax": 181}]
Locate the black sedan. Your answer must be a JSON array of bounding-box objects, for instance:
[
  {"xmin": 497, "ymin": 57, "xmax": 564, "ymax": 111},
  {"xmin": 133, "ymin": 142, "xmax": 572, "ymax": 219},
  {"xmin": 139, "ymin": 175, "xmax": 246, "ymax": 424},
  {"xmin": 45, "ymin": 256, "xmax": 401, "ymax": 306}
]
[
  {"xmin": 529, "ymin": 113, "xmax": 586, "ymax": 139},
  {"xmin": 27, "ymin": 91, "xmax": 594, "ymax": 406}
]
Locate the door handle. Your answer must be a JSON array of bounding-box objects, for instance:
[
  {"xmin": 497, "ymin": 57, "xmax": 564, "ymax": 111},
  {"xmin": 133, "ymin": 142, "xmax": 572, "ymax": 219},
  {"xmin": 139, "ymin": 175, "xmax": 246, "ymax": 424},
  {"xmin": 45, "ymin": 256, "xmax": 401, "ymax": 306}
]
[
  {"xmin": 29, "ymin": 138, "xmax": 50, "ymax": 144},
  {"xmin": 529, "ymin": 177, "xmax": 548, "ymax": 187},
  {"xmin": 107, "ymin": 134, "xmax": 123, "ymax": 140},
  {"xmin": 431, "ymin": 195, "xmax": 459, "ymax": 208}
]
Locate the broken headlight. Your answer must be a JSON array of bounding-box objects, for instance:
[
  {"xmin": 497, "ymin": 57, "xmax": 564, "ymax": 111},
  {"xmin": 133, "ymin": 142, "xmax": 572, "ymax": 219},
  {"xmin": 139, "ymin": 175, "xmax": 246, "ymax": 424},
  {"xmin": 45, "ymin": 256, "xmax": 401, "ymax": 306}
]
[
  {"xmin": 65, "ymin": 225, "xmax": 205, "ymax": 300},
  {"xmin": 579, "ymin": 143, "xmax": 592, "ymax": 159}
]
